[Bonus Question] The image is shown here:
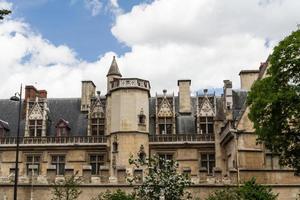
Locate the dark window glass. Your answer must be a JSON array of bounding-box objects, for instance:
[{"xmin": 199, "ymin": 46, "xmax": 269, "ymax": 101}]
[
  {"xmin": 26, "ymin": 155, "xmax": 40, "ymax": 176},
  {"xmin": 208, "ymin": 124, "xmax": 214, "ymax": 134},
  {"xmin": 159, "ymin": 124, "xmax": 172, "ymax": 134},
  {"xmin": 51, "ymin": 155, "xmax": 65, "ymax": 175},
  {"xmin": 90, "ymin": 155, "xmax": 105, "ymax": 175},
  {"xmin": 199, "ymin": 117, "xmax": 214, "ymax": 134},
  {"xmin": 91, "ymin": 118, "xmax": 105, "ymax": 136},
  {"xmin": 200, "ymin": 153, "xmax": 215, "ymax": 175}
]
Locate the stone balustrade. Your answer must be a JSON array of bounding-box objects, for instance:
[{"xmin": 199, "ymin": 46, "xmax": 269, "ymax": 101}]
[
  {"xmin": 0, "ymin": 136, "xmax": 107, "ymax": 146},
  {"xmin": 149, "ymin": 134, "xmax": 215, "ymax": 143},
  {"xmin": 110, "ymin": 78, "xmax": 150, "ymax": 91}
]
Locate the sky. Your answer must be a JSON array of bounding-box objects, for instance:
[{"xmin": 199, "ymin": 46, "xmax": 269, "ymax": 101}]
[{"xmin": 0, "ymin": 0, "xmax": 299, "ymax": 98}]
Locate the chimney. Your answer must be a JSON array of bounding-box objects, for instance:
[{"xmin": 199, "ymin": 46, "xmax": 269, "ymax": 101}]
[
  {"xmin": 25, "ymin": 85, "xmax": 38, "ymax": 101},
  {"xmin": 178, "ymin": 80, "xmax": 191, "ymax": 114},
  {"xmin": 38, "ymin": 90, "xmax": 47, "ymax": 98},
  {"xmin": 81, "ymin": 81, "xmax": 96, "ymax": 112},
  {"xmin": 239, "ymin": 70, "xmax": 259, "ymax": 91},
  {"xmin": 223, "ymin": 80, "xmax": 233, "ymax": 120}
]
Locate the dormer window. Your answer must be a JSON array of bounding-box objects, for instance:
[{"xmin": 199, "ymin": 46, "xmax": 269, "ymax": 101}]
[
  {"xmin": 89, "ymin": 94, "xmax": 105, "ymax": 136},
  {"xmin": 29, "ymin": 120, "xmax": 43, "ymax": 137},
  {"xmin": 0, "ymin": 120, "xmax": 9, "ymax": 137},
  {"xmin": 55, "ymin": 119, "xmax": 70, "ymax": 137},
  {"xmin": 91, "ymin": 118, "xmax": 105, "ymax": 136},
  {"xmin": 200, "ymin": 117, "xmax": 214, "ymax": 134}
]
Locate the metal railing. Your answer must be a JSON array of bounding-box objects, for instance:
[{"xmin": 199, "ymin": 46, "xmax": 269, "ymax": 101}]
[
  {"xmin": 0, "ymin": 136, "xmax": 107, "ymax": 145},
  {"xmin": 149, "ymin": 134, "xmax": 214, "ymax": 143}
]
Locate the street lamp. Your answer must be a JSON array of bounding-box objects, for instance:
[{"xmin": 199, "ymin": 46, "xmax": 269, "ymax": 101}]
[{"xmin": 10, "ymin": 84, "xmax": 22, "ymax": 200}]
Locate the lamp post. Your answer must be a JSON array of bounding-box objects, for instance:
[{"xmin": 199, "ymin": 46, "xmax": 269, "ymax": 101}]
[{"xmin": 10, "ymin": 84, "xmax": 22, "ymax": 200}]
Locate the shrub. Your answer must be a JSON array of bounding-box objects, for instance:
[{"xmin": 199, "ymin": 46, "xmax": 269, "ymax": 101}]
[
  {"xmin": 91, "ymin": 189, "xmax": 135, "ymax": 200},
  {"xmin": 206, "ymin": 178, "xmax": 278, "ymax": 200}
]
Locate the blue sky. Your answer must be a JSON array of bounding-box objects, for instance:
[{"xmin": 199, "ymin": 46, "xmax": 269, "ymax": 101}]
[
  {"xmin": 9, "ymin": 0, "xmax": 145, "ymax": 61},
  {"xmin": 1, "ymin": 0, "xmax": 299, "ymax": 97}
]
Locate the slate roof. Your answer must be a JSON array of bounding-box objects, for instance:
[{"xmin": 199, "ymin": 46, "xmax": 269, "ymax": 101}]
[
  {"xmin": 232, "ymin": 90, "xmax": 248, "ymax": 120},
  {"xmin": 0, "ymin": 98, "xmax": 87, "ymax": 137},
  {"xmin": 47, "ymin": 98, "xmax": 87, "ymax": 137},
  {"xmin": 0, "ymin": 91, "xmax": 247, "ymax": 137}
]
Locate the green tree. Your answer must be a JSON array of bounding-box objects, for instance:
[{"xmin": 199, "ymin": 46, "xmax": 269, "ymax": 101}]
[
  {"xmin": 51, "ymin": 171, "xmax": 82, "ymax": 200},
  {"xmin": 206, "ymin": 188, "xmax": 239, "ymax": 200},
  {"xmin": 129, "ymin": 154, "xmax": 192, "ymax": 200},
  {"xmin": 91, "ymin": 189, "xmax": 135, "ymax": 200},
  {"xmin": 237, "ymin": 178, "xmax": 278, "ymax": 200},
  {"xmin": 247, "ymin": 29, "xmax": 300, "ymax": 174},
  {"xmin": 206, "ymin": 178, "xmax": 278, "ymax": 200},
  {"xmin": 0, "ymin": 9, "xmax": 11, "ymax": 20}
]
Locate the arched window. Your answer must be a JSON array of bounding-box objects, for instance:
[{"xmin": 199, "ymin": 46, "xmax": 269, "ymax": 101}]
[
  {"xmin": 112, "ymin": 141, "xmax": 118, "ymax": 153},
  {"xmin": 138, "ymin": 108, "xmax": 146, "ymax": 125}
]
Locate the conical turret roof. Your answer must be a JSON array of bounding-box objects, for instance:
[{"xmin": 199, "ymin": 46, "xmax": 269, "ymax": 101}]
[{"xmin": 107, "ymin": 56, "xmax": 122, "ymax": 77}]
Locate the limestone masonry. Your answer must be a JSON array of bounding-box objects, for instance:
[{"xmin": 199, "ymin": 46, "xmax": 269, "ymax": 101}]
[{"xmin": 0, "ymin": 57, "xmax": 299, "ymax": 199}]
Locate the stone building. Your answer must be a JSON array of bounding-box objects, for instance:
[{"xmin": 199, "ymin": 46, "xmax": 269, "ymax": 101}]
[{"xmin": 0, "ymin": 57, "xmax": 299, "ymax": 199}]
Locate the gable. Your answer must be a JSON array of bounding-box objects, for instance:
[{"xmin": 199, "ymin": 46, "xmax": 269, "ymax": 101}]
[
  {"xmin": 157, "ymin": 98, "xmax": 173, "ymax": 118},
  {"xmin": 199, "ymin": 98, "xmax": 215, "ymax": 116},
  {"xmin": 28, "ymin": 103, "xmax": 43, "ymax": 120},
  {"xmin": 91, "ymin": 99, "xmax": 105, "ymax": 118}
]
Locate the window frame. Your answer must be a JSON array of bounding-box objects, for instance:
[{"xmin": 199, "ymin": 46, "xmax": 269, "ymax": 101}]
[
  {"xmin": 26, "ymin": 154, "xmax": 41, "ymax": 176},
  {"xmin": 51, "ymin": 155, "xmax": 66, "ymax": 175},
  {"xmin": 28, "ymin": 119, "xmax": 43, "ymax": 137},
  {"xmin": 200, "ymin": 152, "xmax": 215, "ymax": 175},
  {"xmin": 89, "ymin": 154, "xmax": 106, "ymax": 175},
  {"xmin": 199, "ymin": 117, "xmax": 214, "ymax": 134},
  {"xmin": 91, "ymin": 117, "xmax": 105, "ymax": 136}
]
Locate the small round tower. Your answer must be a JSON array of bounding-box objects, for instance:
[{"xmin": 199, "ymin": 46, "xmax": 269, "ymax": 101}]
[{"xmin": 105, "ymin": 57, "xmax": 150, "ymax": 182}]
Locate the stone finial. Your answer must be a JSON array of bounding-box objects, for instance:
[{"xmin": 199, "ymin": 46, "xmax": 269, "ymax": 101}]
[{"xmin": 163, "ymin": 89, "xmax": 167, "ymax": 96}]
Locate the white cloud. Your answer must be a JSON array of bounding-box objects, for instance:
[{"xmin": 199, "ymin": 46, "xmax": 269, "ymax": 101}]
[
  {"xmin": 111, "ymin": 0, "xmax": 300, "ymax": 93},
  {"xmin": 0, "ymin": 17, "xmax": 116, "ymax": 98},
  {"xmin": 0, "ymin": 0, "xmax": 300, "ymax": 98},
  {"xmin": 0, "ymin": 0, "xmax": 12, "ymax": 10},
  {"xmin": 85, "ymin": 0, "xmax": 102, "ymax": 16}
]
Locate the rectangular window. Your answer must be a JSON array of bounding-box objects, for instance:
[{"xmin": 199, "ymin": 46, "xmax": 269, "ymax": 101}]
[
  {"xmin": 200, "ymin": 153, "xmax": 215, "ymax": 175},
  {"xmin": 91, "ymin": 118, "xmax": 105, "ymax": 136},
  {"xmin": 199, "ymin": 117, "xmax": 214, "ymax": 134},
  {"xmin": 159, "ymin": 123, "xmax": 172, "ymax": 134},
  {"xmin": 90, "ymin": 154, "xmax": 105, "ymax": 175},
  {"xmin": 51, "ymin": 155, "xmax": 65, "ymax": 175},
  {"xmin": 26, "ymin": 155, "xmax": 40, "ymax": 176},
  {"xmin": 28, "ymin": 120, "xmax": 43, "ymax": 137}
]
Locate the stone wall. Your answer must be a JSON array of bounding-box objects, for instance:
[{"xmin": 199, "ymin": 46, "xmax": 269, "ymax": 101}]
[{"xmin": 0, "ymin": 184, "xmax": 299, "ymax": 200}]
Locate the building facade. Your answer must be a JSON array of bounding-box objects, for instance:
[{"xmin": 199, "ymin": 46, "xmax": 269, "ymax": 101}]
[{"xmin": 0, "ymin": 57, "xmax": 299, "ymax": 199}]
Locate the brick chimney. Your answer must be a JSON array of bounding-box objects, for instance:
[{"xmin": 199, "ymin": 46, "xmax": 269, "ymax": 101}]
[
  {"xmin": 38, "ymin": 90, "xmax": 47, "ymax": 98},
  {"xmin": 25, "ymin": 85, "xmax": 38, "ymax": 101}
]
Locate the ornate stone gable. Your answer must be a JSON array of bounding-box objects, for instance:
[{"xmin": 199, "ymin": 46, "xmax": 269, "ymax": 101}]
[
  {"xmin": 28, "ymin": 102, "xmax": 43, "ymax": 120},
  {"xmin": 157, "ymin": 97, "xmax": 173, "ymax": 118},
  {"xmin": 199, "ymin": 97, "xmax": 215, "ymax": 117},
  {"xmin": 90, "ymin": 98, "xmax": 105, "ymax": 118}
]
